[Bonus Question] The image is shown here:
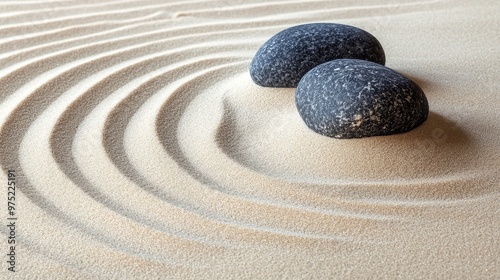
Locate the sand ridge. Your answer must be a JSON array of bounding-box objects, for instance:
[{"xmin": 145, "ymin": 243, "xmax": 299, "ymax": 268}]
[{"xmin": 0, "ymin": 0, "xmax": 499, "ymax": 278}]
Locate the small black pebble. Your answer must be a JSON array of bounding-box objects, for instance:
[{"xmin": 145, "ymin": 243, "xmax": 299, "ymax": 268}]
[
  {"xmin": 295, "ymin": 59, "xmax": 429, "ymax": 138},
  {"xmin": 250, "ymin": 23, "xmax": 385, "ymax": 88}
]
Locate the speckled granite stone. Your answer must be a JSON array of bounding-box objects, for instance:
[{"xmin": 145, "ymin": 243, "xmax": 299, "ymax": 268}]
[
  {"xmin": 250, "ymin": 23, "xmax": 385, "ymax": 88},
  {"xmin": 296, "ymin": 59, "xmax": 428, "ymax": 138}
]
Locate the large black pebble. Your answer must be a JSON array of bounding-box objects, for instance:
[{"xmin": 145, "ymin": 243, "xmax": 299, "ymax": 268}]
[
  {"xmin": 295, "ymin": 59, "xmax": 429, "ymax": 138},
  {"xmin": 250, "ymin": 23, "xmax": 385, "ymax": 88}
]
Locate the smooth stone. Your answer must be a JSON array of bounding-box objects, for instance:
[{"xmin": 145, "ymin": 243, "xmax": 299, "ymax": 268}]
[
  {"xmin": 295, "ymin": 59, "xmax": 429, "ymax": 138},
  {"xmin": 250, "ymin": 23, "xmax": 385, "ymax": 88}
]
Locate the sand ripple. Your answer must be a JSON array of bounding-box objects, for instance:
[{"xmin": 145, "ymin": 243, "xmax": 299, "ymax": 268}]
[{"xmin": 0, "ymin": 0, "xmax": 499, "ymax": 278}]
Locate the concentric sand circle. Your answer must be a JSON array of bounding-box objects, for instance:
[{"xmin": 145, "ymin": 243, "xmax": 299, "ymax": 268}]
[{"xmin": 0, "ymin": 1, "xmax": 498, "ymax": 278}]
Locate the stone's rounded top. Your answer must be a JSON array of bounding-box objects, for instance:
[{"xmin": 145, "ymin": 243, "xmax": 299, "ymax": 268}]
[
  {"xmin": 250, "ymin": 23, "xmax": 386, "ymax": 88},
  {"xmin": 295, "ymin": 59, "xmax": 429, "ymax": 139}
]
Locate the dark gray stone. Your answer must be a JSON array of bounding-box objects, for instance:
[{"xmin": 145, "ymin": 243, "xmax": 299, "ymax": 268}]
[
  {"xmin": 295, "ymin": 59, "xmax": 428, "ymax": 138},
  {"xmin": 250, "ymin": 23, "xmax": 385, "ymax": 88}
]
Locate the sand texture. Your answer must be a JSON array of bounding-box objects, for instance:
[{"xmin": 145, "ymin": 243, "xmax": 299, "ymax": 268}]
[{"xmin": 0, "ymin": 0, "xmax": 499, "ymax": 279}]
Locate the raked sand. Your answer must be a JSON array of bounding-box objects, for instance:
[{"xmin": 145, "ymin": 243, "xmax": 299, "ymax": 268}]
[{"xmin": 0, "ymin": 0, "xmax": 499, "ymax": 278}]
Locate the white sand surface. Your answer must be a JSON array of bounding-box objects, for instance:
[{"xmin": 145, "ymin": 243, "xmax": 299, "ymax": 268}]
[{"xmin": 0, "ymin": 0, "xmax": 499, "ymax": 278}]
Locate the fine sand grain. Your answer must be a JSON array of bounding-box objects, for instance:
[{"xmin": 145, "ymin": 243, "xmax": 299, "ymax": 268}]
[{"xmin": 0, "ymin": 0, "xmax": 499, "ymax": 278}]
